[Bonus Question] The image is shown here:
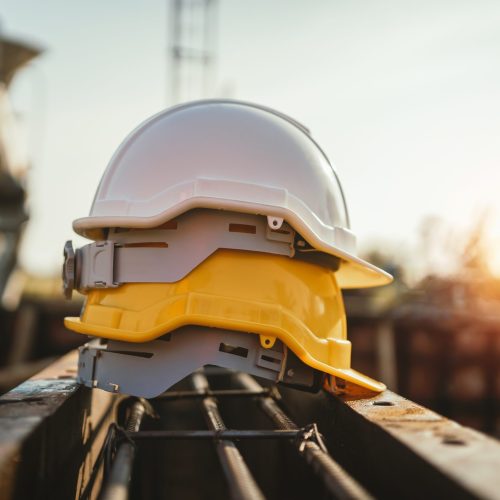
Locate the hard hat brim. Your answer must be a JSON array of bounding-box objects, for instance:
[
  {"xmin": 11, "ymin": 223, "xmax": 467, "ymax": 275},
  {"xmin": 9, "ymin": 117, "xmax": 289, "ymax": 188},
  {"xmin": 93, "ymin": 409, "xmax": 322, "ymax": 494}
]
[
  {"xmin": 67, "ymin": 317, "xmax": 385, "ymax": 393},
  {"xmin": 73, "ymin": 186, "xmax": 393, "ymax": 289}
]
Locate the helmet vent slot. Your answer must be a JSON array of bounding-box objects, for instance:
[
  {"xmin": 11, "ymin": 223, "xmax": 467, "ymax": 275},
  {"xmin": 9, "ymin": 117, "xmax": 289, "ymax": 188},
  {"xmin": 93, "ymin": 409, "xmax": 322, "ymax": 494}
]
[
  {"xmin": 122, "ymin": 242, "xmax": 169, "ymax": 248},
  {"xmin": 260, "ymin": 354, "xmax": 281, "ymax": 365},
  {"xmin": 105, "ymin": 349, "xmax": 153, "ymax": 359},
  {"xmin": 157, "ymin": 221, "xmax": 178, "ymax": 230},
  {"xmin": 228, "ymin": 223, "xmax": 256, "ymax": 234},
  {"xmin": 218, "ymin": 342, "xmax": 248, "ymax": 358}
]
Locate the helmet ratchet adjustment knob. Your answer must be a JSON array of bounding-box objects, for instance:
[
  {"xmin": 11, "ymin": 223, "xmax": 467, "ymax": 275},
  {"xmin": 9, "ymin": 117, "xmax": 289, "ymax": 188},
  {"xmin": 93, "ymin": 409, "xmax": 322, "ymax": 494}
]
[{"xmin": 63, "ymin": 240, "xmax": 76, "ymax": 299}]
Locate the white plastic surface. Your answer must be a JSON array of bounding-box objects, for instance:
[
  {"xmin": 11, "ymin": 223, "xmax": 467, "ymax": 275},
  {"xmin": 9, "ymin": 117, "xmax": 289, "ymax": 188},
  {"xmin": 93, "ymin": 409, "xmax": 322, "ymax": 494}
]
[
  {"xmin": 77, "ymin": 210, "xmax": 296, "ymax": 288},
  {"xmin": 78, "ymin": 327, "xmax": 302, "ymax": 398},
  {"xmin": 73, "ymin": 99, "xmax": 392, "ymax": 288}
]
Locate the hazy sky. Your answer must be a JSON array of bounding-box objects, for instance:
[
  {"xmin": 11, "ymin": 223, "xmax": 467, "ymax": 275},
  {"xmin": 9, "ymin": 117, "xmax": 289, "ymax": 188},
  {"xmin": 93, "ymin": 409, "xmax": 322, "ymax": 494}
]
[{"xmin": 2, "ymin": 0, "xmax": 500, "ymax": 278}]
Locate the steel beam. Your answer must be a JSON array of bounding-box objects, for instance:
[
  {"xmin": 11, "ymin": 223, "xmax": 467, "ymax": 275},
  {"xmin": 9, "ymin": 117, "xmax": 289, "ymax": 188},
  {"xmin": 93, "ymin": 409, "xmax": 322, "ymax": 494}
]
[
  {"xmin": 192, "ymin": 372, "xmax": 265, "ymax": 500},
  {"xmin": 279, "ymin": 385, "xmax": 500, "ymax": 499},
  {"xmin": 235, "ymin": 373, "xmax": 373, "ymax": 500},
  {"xmin": 0, "ymin": 352, "xmax": 499, "ymax": 499},
  {"xmin": 99, "ymin": 400, "xmax": 146, "ymax": 500}
]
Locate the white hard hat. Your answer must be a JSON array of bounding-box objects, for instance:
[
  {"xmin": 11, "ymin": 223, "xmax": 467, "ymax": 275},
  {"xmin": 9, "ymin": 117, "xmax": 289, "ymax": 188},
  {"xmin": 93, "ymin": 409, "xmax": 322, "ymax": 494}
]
[{"xmin": 73, "ymin": 99, "xmax": 392, "ymax": 288}]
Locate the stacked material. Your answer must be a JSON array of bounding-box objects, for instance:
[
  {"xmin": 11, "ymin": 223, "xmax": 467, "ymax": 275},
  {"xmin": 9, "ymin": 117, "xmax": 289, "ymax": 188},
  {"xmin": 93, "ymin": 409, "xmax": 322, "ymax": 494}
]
[{"xmin": 63, "ymin": 100, "xmax": 392, "ymax": 398}]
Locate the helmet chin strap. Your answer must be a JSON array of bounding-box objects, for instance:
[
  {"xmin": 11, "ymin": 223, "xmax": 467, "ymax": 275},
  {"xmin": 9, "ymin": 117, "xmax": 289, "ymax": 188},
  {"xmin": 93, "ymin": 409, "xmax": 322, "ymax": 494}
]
[{"xmin": 77, "ymin": 326, "xmax": 322, "ymax": 398}]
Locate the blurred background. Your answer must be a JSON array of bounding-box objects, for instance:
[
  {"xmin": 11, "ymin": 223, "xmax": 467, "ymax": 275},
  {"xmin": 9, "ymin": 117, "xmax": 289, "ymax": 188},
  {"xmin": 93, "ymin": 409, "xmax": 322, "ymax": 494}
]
[{"xmin": 0, "ymin": 0, "xmax": 499, "ymax": 437}]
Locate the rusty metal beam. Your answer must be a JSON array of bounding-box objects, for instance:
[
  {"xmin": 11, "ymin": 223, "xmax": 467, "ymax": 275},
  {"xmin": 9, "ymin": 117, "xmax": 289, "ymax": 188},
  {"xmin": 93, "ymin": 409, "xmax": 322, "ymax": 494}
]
[
  {"xmin": 99, "ymin": 400, "xmax": 147, "ymax": 500},
  {"xmin": 279, "ymin": 386, "xmax": 500, "ymax": 500},
  {"xmin": 0, "ymin": 352, "xmax": 499, "ymax": 499},
  {"xmin": 192, "ymin": 371, "xmax": 265, "ymax": 500},
  {"xmin": 235, "ymin": 373, "xmax": 374, "ymax": 500}
]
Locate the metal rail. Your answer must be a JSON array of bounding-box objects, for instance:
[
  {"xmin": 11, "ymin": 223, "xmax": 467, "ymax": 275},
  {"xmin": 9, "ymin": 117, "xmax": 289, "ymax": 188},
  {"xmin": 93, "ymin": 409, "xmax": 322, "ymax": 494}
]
[
  {"xmin": 155, "ymin": 388, "xmax": 271, "ymax": 400},
  {"xmin": 191, "ymin": 371, "xmax": 265, "ymax": 500},
  {"xmin": 128, "ymin": 429, "xmax": 300, "ymax": 440},
  {"xmin": 99, "ymin": 400, "xmax": 147, "ymax": 500},
  {"xmin": 96, "ymin": 372, "xmax": 376, "ymax": 499},
  {"xmin": 235, "ymin": 373, "xmax": 374, "ymax": 500},
  {"xmin": 3, "ymin": 353, "xmax": 500, "ymax": 499}
]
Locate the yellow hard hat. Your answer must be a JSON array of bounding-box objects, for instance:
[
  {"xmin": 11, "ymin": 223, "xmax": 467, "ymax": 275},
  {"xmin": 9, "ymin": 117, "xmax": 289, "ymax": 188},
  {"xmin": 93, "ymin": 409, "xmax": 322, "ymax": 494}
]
[{"xmin": 65, "ymin": 249, "xmax": 385, "ymax": 392}]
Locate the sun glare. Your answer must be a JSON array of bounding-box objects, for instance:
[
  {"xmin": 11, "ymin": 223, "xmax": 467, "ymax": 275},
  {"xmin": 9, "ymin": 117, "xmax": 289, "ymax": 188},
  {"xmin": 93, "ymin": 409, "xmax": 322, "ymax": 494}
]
[{"xmin": 484, "ymin": 215, "xmax": 500, "ymax": 278}]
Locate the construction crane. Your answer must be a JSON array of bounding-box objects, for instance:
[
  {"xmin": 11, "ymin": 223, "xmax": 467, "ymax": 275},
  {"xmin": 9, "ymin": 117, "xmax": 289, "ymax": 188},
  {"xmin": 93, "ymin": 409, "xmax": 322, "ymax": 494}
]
[{"xmin": 167, "ymin": 0, "xmax": 217, "ymax": 104}]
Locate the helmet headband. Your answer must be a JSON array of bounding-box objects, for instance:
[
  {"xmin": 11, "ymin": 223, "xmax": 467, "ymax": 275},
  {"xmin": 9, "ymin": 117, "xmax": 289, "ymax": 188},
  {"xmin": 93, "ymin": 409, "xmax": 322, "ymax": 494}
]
[{"xmin": 63, "ymin": 210, "xmax": 340, "ymax": 298}]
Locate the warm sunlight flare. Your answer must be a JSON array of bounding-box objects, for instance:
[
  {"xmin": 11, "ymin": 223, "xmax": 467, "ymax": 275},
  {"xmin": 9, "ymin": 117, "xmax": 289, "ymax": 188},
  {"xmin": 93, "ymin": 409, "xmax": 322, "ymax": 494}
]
[{"xmin": 485, "ymin": 233, "xmax": 500, "ymax": 278}]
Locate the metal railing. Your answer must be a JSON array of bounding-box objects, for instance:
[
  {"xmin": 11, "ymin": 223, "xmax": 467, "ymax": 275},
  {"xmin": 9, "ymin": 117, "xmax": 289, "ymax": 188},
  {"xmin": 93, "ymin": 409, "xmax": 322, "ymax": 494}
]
[{"xmin": 95, "ymin": 369, "xmax": 371, "ymax": 500}]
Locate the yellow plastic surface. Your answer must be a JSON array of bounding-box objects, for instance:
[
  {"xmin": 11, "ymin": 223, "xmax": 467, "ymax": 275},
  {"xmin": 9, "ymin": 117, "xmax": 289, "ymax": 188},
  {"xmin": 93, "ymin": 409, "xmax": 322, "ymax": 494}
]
[{"xmin": 65, "ymin": 250, "xmax": 385, "ymax": 392}]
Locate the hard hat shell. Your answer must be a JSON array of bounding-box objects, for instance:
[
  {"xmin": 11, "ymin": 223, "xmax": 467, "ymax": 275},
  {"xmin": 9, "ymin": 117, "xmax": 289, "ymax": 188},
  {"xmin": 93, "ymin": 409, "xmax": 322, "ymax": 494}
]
[
  {"xmin": 73, "ymin": 99, "xmax": 392, "ymax": 289},
  {"xmin": 65, "ymin": 249, "xmax": 385, "ymax": 392}
]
